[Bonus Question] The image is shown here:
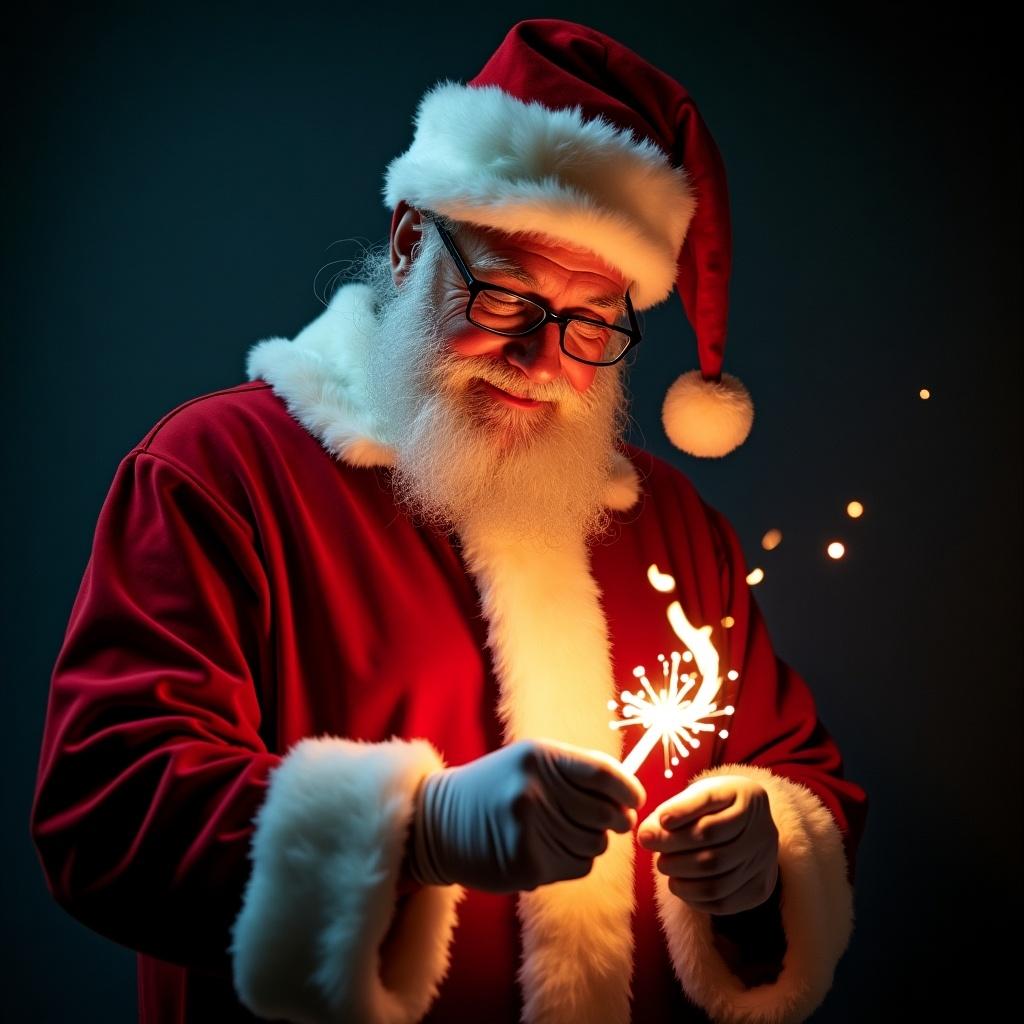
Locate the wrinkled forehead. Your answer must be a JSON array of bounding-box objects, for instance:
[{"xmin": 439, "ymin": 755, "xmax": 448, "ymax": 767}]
[{"xmin": 451, "ymin": 221, "xmax": 630, "ymax": 293}]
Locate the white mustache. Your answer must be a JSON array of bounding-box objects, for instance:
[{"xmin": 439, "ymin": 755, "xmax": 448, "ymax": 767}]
[{"xmin": 436, "ymin": 355, "xmax": 586, "ymax": 408}]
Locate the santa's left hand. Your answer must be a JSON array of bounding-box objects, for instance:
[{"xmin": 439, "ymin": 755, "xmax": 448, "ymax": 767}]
[{"xmin": 636, "ymin": 775, "xmax": 779, "ymax": 915}]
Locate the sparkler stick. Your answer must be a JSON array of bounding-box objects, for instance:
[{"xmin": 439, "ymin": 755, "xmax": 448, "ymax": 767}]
[{"xmin": 619, "ymin": 718, "xmax": 663, "ymax": 777}]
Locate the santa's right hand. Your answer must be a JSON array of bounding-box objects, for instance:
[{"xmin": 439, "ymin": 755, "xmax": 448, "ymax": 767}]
[{"xmin": 407, "ymin": 738, "xmax": 646, "ymax": 893}]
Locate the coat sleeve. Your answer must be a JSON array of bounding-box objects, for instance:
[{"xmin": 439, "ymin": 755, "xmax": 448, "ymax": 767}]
[
  {"xmin": 30, "ymin": 448, "xmax": 463, "ymax": 1024},
  {"xmin": 651, "ymin": 501, "xmax": 868, "ymax": 1024}
]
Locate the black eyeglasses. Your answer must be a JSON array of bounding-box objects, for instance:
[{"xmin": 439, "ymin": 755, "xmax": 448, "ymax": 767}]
[{"xmin": 429, "ymin": 219, "xmax": 643, "ymax": 367}]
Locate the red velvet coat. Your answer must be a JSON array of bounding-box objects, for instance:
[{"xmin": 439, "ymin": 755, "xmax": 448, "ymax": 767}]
[{"xmin": 31, "ymin": 287, "xmax": 867, "ymax": 1024}]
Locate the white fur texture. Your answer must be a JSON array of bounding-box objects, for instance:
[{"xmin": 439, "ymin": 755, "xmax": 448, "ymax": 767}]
[
  {"xmin": 604, "ymin": 450, "xmax": 641, "ymax": 512},
  {"xmin": 245, "ymin": 283, "xmax": 639, "ymax": 509},
  {"xmin": 652, "ymin": 763, "xmax": 854, "ymax": 1024},
  {"xmin": 246, "ymin": 284, "xmax": 397, "ymax": 469},
  {"xmin": 661, "ymin": 369, "xmax": 754, "ymax": 458},
  {"xmin": 458, "ymin": 526, "xmax": 636, "ymax": 1024},
  {"xmin": 383, "ymin": 81, "xmax": 696, "ymax": 310},
  {"xmin": 230, "ymin": 736, "xmax": 464, "ymax": 1024}
]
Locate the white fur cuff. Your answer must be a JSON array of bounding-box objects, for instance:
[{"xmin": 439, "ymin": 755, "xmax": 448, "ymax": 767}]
[
  {"xmin": 653, "ymin": 763, "xmax": 854, "ymax": 1024},
  {"xmin": 230, "ymin": 736, "xmax": 464, "ymax": 1024}
]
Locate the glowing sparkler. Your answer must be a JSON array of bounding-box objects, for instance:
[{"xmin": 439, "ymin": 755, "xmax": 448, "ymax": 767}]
[{"xmin": 611, "ymin": 565, "xmax": 736, "ymax": 778}]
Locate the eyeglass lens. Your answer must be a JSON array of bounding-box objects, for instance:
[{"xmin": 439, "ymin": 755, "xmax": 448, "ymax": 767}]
[{"xmin": 468, "ymin": 287, "xmax": 633, "ymax": 364}]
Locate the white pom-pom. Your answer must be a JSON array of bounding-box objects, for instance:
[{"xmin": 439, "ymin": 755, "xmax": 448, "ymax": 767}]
[{"xmin": 661, "ymin": 369, "xmax": 754, "ymax": 457}]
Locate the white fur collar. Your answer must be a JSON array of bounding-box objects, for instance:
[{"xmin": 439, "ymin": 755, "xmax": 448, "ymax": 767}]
[{"xmin": 244, "ymin": 282, "xmax": 640, "ymax": 510}]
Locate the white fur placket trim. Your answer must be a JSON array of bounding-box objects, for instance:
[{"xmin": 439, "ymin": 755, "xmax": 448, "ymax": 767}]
[{"xmin": 459, "ymin": 525, "xmax": 636, "ymax": 1024}]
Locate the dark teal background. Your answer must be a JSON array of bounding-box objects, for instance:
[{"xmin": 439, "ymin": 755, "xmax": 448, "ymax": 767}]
[{"xmin": 5, "ymin": 1, "xmax": 1019, "ymax": 1019}]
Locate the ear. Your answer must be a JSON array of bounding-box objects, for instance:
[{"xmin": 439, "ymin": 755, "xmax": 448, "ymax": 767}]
[{"xmin": 390, "ymin": 199, "xmax": 424, "ymax": 285}]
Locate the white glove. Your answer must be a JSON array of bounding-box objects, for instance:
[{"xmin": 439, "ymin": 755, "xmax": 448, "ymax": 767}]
[{"xmin": 406, "ymin": 738, "xmax": 646, "ymax": 893}]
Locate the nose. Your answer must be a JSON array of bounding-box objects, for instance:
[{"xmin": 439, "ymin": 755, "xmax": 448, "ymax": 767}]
[{"xmin": 501, "ymin": 321, "xmax": 563, "ymax": 385}]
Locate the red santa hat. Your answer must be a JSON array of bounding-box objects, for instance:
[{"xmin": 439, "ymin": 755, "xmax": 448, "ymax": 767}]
[{"xmin": 383, "ymin": 18, "xmax": 754, "ymax": 458}]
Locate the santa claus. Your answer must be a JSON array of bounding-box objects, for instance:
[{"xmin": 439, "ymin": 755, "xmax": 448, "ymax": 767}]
[{"xmin": 31, "ymin": 18, "xmax": 867, "ymax": 1024}]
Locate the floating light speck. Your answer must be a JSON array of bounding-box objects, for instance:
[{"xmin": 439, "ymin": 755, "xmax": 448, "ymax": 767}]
[
  {"xmin": 721, "ymin": 615, "xmax": 735, "ymax": 629},
  {"xmin": 746, "ymin": 567, "xmax": 765, "ymax": 586},
  {"xmin": 607, "ymin": 699, "xmax": 618, "ymax": 711},
  {"xmin": 919, "ymin": 388, "xmax": 931, "ymax": 400},
  {"xmin": 727, "ymin": 670, "xmax": 739, "ymax": 681},
  {"xmin": 761, "ymin": 528, "xmax": 783, "ymax": 551},
  {"xmin": 646, "ymin": 564, "xmax": 677, "ymax": 593},
  {"xmin": 827, "ymin": 542, "xmax": 845, "ymax": 560},
  {"xmin": 846, "ymin": 501, "xmax": 864, "ymax": 518}
]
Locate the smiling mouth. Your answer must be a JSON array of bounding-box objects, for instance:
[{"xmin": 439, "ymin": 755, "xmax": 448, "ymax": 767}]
[{"xmin": 478, "ymin": 380, "xmax": 548, "ymax": 409}]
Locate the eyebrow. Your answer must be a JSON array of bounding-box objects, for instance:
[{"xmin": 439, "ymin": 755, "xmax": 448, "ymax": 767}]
[{"xmin": 470, "ymin": 252, "xmax": 627, "ymax": 314}]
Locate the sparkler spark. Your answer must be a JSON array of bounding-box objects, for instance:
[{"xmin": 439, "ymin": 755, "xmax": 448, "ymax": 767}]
[{"xmin": 610, "ymin": 569, "xmax": 736, "ymax": 778}]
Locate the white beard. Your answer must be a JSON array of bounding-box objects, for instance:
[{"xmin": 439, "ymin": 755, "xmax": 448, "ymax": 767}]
[{"xmin": 361, "ymin": 242, "xmax": 630, "ymax": 549}]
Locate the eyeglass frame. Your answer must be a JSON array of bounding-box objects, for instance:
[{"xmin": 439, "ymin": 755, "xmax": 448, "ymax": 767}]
[{"xmin": 427, "ymin": 218, "xmax": 643, "ymax": 367}]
